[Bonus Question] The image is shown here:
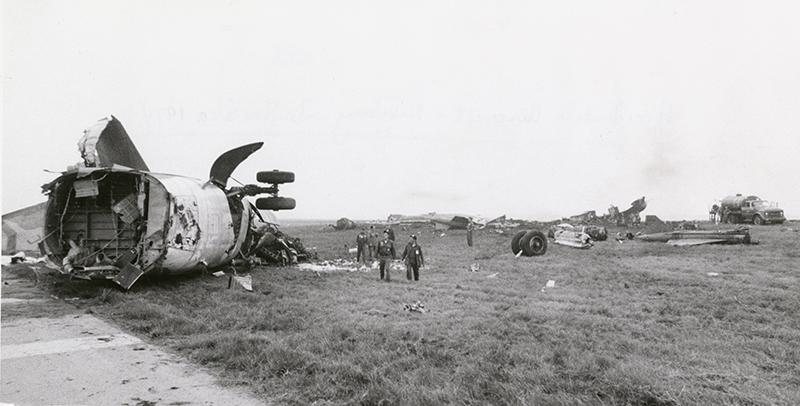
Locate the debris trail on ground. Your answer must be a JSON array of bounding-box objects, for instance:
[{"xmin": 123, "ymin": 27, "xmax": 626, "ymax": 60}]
[{"xmin": 296, "ymin": 260, "xmax": 372, "ymax": 273}]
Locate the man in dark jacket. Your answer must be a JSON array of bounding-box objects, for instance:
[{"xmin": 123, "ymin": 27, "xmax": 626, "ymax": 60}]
[
  {"xmin": 376, "ymin": 231, "xmax": 396, "ymax": 281},
  {"xmin": 356, "ymin": 228, "xmax": 368, "ymax": 263},
  {"xmin": 401, "ymin": 234, "xmax": 424, "ymax": 281}
]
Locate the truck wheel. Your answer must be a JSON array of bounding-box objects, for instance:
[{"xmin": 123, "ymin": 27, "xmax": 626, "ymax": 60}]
[
  {"xmin": 520, "ymin": 230, "xmax": 547, "ymax": 256},
  {"xmin": 257, "ymin": 170, "xmax": 295, "ymax": 184},
  {"xmin": 752, "ymin": 215, "xmax": 764, "ymax": 226},
  {"xmin": 511, "ymin": 230, "xmax": 527, "ymax": 255},
  {"xmin": 727, "ymin": 215, "xmax": 738, "ymax": 224}
]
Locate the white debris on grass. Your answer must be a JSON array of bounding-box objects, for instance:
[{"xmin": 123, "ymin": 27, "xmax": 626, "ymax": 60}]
[
  {"xmin": 1, "ymin": 253, "xmax": 46, "ymax": 266},
  {"xmin": 232, "ymin": 275, "xmax": 253, "ymax": 292},
  {"xmin": 542, "ymin": 279, "xmax": 556, "ymax": 292},
  {"xmin": 404, "ymin": 301, "xmax": 427, "ymax": 313},
  {"xmin": 297, "ymin": 259, "xmax": 373, "ymax": 273},
  {"xmin": 485, "ymin": 272, "xmax": 498, "ymax": 278}
]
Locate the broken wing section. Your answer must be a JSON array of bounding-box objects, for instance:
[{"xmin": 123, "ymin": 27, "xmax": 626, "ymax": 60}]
[{"xmin": 79, "ymin": 116, "xmax": 150, "ymax": 171}]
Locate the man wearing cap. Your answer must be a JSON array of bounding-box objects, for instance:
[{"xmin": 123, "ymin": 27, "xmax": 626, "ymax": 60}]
[
  {"xmin": 385, "ymin": 227, "xmax": 395, "ymax": 242},
  {"xmin": 401, "ymin": 234, "xmax": 424, "ymax": 281},
  {"xmin": 376, "ymin": 231, "xmax": 396, "ymax": 281}
]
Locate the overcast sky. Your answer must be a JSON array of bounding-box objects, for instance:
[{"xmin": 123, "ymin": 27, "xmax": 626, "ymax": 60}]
[{"xmin": 3, "ymin": 1, "xmax": 799, "ymax": 221}]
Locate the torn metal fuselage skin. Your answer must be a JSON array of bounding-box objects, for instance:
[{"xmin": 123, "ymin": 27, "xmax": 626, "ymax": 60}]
[
  {"xmin": 553, "ymin": 229, "xmax": 594, "ymax": 249},
  {"xmin": 40, "ymin": 167, "xmax": 253, "ymax": 289}
]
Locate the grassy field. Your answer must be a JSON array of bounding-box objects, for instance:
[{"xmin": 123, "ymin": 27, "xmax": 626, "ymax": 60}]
[{"xmin": 3, "ymin": 221, "xmax": 799, "ymax": 405}]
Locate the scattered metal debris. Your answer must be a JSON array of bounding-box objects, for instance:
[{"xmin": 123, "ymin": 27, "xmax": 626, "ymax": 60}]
[
  {"xmin": 387, "ymin": 212, "xmax": 504, "ymax": 230},
  {"xmin": 403, "ymin": 301, "xmax": 427, "ymax": 313},
  {"xmin": 229, "ymin": 275, "xmax": 253, "ymax": 291},
  {"xmin": 296, "ymin": 259, "xmax": 371, "ymax": 273},
  {"xmin": 553, "ymin": 229, "xmax": 594, "ymax": 249},
  {"xmin": 615, "ymin": 232, "xmax": 635, "ymax": 243},
  {"xmin": 549, "ymin": 224, "xmax": 607, "ymax": 242},
  {"xmin": 637, "ymin": 226, "xmax": 754, "ymax": 246}
]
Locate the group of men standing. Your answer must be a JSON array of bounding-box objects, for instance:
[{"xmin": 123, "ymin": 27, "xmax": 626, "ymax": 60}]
[{"xmin": 356, "ymin": 225, "xmax": 424, "ymax": 282}]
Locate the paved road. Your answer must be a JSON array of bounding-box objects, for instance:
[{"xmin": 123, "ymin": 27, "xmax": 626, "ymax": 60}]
[{"xmin": 1, "ymin": 299, "xmax": 267, "ymax": 406}]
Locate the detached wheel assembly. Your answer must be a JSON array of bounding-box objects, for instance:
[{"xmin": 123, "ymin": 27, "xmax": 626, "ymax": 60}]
[{"xmin": 511, "ymin": 230, "xmax": 547, "ymax": 256}]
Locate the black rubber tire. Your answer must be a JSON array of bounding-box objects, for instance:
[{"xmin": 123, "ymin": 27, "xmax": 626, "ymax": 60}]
[
  {"xmin": 257, "ymin": 170, "xmax": 295, "ymax": 184},
  {"xmin": 752, "ymin": 215, "xmax": 764, "ymax": 226},
  {"xmin": 256, "ymin": 197, "xmax": 296, "ymax": 211},
  {"xmin": 511, "ymin": 230, "xmax": 527, "ymax": 255},
  {"xmin": 727, "ymin": 215, "xmax": 738, "ymax": 224},
  {"xmin": 520, "ymin": 230, "xmax": 547, "ymax": 256}
]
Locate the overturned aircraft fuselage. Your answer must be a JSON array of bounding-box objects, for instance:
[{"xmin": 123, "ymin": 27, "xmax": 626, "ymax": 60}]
[
  {"xmin": 41, "ymin": 168, "xmax": 252, "ymax": 288},
  {"xmin": 39, "ymin": 116, "xmax": 296, "ymax": 289}
]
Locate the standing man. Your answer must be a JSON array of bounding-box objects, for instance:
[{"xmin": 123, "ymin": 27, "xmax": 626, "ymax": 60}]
[
  {"xmin": 401, "ymin": 234, "xmax": 424, "ymax": 281},
  {"xmin": 376, "ymin": 231, "xmax": 396, "ymax": 281},
  {"xmin": 385, "ymin": 227, "xmax": 395, "ymax": 242},
  {"xmin": 466, "ymin": 220, "xmax": 475, "ymax": 247},
  {"xmin": 367, "ymin": 225, "xmax": 379, "ymax": 260},
  {"xmin": 356, "ymin": 228, "xmax": 368, "ymax": 263}
]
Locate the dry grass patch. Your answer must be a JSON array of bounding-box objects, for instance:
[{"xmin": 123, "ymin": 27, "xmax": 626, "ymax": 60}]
[{"xmin": 3, "ymin": 221, "xmax": 799, "ymax": 405}]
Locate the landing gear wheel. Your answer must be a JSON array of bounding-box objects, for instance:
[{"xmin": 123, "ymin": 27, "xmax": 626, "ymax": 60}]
[
  {"xmin": 520, "ymin": 230, "xmax": 547, "ymax": 256},
  {"xmin": 256, "ymin": 197, "xmax": 296, "ymax": 210},
  {"xmin": 511, "ymin": 230, "xmax": 527, "ymax": 255},
  {"xmin": 752, "ymin": 215, "xmax": 764, "ymax": 226},
  {"xmin": 257, "ymin": 170, "xmax": 295, "ymax": 184}
]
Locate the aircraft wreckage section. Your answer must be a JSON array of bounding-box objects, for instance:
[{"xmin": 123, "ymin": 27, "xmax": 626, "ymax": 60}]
[
  {"xmin": 39, "ymin": 116, "xmax": 309, "ymax": 290},
  {"xmin": 41, "ymin": 168, "xmax": 303, "ymax": 288},
  {"xmin": 42, "ymin": 169, "xmax": 240, "ymax": 284}
]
